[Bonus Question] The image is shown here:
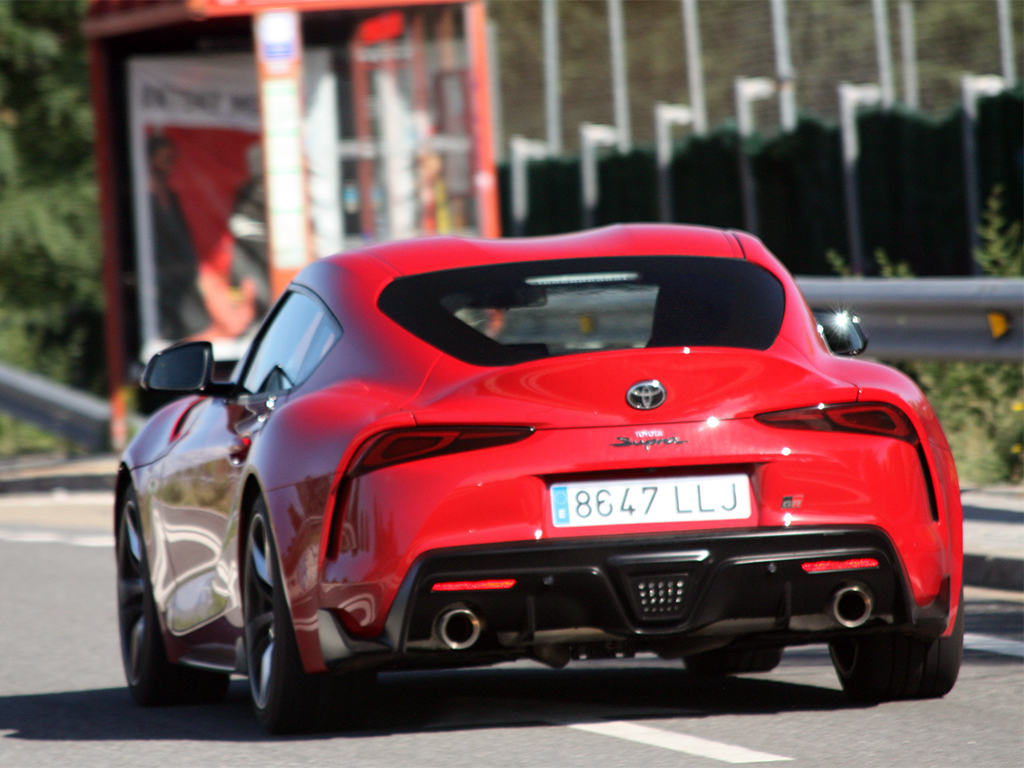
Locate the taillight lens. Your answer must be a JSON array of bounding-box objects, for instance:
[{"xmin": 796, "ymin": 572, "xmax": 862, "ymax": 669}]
[
  {"xmin": 801, "ymin": 558, "xmax": 879, "ymax": 573},
  {"xmin": 348, "ymin": 426, "xmax": 535, "ymax": 476},
  {"xmin": 755, "ymin": 403, "xmax": 918, "ymax": 445},
  {"xmin": 432, "ymin": 579, "xmax": 517, "ymax": 592}
]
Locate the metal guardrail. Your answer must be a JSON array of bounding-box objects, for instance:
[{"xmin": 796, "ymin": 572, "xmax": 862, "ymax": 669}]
[
  {"xmin": 796, "ymin": 277, "xmax": 1024, "ymax": 362},
  {"xmin": 0, "ymin": 363, "xmax": 111, "ymax": 452},
  {"xmin": 0, "ymin": 278, "xmax": 1018, "ymax": 452}
]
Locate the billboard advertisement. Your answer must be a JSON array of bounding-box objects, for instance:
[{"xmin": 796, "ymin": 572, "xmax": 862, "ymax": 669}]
[{"xmin": 127, "ymin": 51, "xmax": 340, "ymax": 361}]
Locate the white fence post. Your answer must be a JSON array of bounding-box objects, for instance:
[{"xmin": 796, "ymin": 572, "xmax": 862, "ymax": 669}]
[
  {"xmin": 509, "ymin": 136, "xmax": 550, "ymax": 236},
  {"xmin": 654, "ymin": 103, "xmax": 693, "ymax": 222},
  {"xmin": 735, "ymin": 77, "xmax": 776, "ymax": 234},
  {"xmin": 839, "ymin": 83, "xmax": 882, "ymax": 275},
  {"xmin": 580, "ymin": 123, "xmax": 619, "ymax": 228}
]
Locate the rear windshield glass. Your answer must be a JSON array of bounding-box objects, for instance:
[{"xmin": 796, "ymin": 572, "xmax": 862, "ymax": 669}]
[{"xmin": 378, "ymin": 256, "xmax": 785, "ymax": 366}]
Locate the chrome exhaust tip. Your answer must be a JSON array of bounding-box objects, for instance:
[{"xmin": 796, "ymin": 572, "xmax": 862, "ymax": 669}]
[
  {"xmin": 830, "ymin": 584, "xmax": 874, "ymax": 628},
  {"xmin": 435, "ymin": 606, "xmax": 483, "ymax": 650}
]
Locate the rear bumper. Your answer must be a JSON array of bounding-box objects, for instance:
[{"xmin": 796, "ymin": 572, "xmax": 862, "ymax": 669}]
[{"xmin": 319, "ymin": 526, "xmax": 950, "ymax": 669}]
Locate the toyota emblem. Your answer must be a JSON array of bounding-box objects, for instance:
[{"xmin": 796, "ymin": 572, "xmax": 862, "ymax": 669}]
[{"xmin": 626, "ymin": 380, "xmax": 667, "ymax": 410}]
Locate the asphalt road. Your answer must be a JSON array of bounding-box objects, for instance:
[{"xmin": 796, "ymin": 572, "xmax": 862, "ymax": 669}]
[{"xmin": 0, "ymin": 494, "xmax": 1021, "ymax": 768}]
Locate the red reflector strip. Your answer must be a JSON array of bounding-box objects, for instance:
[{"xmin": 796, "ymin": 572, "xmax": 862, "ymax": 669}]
[
  {"xmin": 801, "ymin": 558, "xmax": 880, "ymax": 573},
  {"xmin": 431, "ymin": 579, "xmax": 517, "ymax": 592}
]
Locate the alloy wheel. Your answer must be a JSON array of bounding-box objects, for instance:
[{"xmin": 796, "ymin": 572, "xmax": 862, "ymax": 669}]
[{"xmin": 245, "ymin": 513, "xmax": 277, "ymax": 710}]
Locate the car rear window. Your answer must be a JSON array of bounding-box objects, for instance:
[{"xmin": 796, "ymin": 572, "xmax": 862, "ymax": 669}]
[{"xmin": 378, "ymin": 256, "xmax": 785, "ymax": 366}]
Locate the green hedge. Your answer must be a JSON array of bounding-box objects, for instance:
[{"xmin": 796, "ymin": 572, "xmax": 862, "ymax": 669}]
[{"xmin": 499, "ymin": 91, "xmax": 1023, "ymax": 277}]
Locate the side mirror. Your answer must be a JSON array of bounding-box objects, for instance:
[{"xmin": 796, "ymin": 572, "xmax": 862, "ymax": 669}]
[
  {"xmin": 814, "ymin": 310, "xmax": 869, "ymax": 356},
  {"xmin": 141, "ymin": 341, "xmax": 215, "ymax": 392}
]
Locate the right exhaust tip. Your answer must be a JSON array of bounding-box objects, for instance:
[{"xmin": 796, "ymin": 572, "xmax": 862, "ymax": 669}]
[
  {"xmin": 435, "ymin": 606, "xmax": 483, "ymax": 650},
  {"xmin": 830, "ymin": 584, "xmax": 874, "ymax": 628}
]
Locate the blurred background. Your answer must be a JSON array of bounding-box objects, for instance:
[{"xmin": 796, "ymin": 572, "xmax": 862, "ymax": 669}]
[{"xmin": 0, "ymin": 0, "xmax": 1020, "ymax": 484}]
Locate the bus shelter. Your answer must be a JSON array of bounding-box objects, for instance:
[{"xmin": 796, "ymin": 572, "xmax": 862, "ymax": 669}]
[{"xmin": 85, "ymin": 0, "xmax": 499, "ymax": 446}]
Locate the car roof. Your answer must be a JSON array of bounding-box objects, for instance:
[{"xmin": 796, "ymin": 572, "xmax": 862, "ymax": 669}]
[{"xmin": 333, "ymin": 223, "xmax": 746, "ymax": 277}]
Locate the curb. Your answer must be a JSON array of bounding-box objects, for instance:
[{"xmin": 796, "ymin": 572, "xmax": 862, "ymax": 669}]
[{"xmin": 0, "ymin": 473, "xmax": 115, "ymax": 494}]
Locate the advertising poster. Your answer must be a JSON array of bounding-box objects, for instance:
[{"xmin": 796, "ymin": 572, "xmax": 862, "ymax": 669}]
[
  {"xmin": 128, "ymin": 51, "xmax": 340, "ymax": 361},
  {"xmin": 128, "ymin": 53, "xmax": 265, "ymax": 361}
]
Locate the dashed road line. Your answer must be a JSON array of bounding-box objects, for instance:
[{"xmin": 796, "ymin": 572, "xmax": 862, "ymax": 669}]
[
  {"xmin": 0, "ymin": 527, "xmax": 113, "ymax": 548},
  {"xmin": 567, "ymin": 721, "xmax": 792, "ymax": 763}
]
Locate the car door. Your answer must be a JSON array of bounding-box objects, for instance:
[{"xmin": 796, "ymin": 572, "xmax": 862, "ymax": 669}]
[{"xmin": 155, "ymin": 288, "xmax": 342, "ymax": 639}]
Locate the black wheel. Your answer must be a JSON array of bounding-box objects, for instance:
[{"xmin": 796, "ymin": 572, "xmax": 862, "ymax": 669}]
[
  {"xmin": 829, "ymin": 592, "xmax": 964, "ymax": 702},
  {"xmin": 116, "ymin": 485, "xmax": 230, "ymax": 705},
  {"xmin": 243, "ymin": 498, "xmax": 374, "ymax": 734},
  {"xmin": 684, "ymin": 646, "xmax": 784, "ymax": 676}
]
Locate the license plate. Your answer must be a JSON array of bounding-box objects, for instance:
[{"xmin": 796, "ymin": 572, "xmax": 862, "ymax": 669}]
[{"xmin": 550, "ymin": 473, "xmax": 752, "ymax": 528}]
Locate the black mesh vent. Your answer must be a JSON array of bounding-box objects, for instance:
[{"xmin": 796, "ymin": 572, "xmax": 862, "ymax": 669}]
[{"xmin": 629, "ymin": 574, "xmax": 688, "ymax": 620}]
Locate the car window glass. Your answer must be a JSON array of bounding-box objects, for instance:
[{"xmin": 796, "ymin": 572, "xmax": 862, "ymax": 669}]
[
  {"xmin": 241, "ymin": 291, "xmax": 341, "ymax": 394},
  {"xmin": 378, "ymin": 256, "xmax": 785, "ymax": 366}
]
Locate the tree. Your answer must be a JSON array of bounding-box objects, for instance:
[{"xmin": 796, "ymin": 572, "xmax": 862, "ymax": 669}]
[{"xmin": 0, "ymin": 0, "xmax": 103, "ymax": 394}]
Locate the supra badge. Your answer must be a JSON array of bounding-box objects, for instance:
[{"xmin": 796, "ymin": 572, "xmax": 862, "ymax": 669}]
[
  {"xmin": 626, "ymin": 380, "xmax": 667, "ymax": 410},
  {"xmin": 612, "ymin": 427, "xmax": 687, "ymax": 450}
]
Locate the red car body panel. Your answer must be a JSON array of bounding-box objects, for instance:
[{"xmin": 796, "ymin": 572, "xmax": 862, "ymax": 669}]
[{"xmin": 117, "ymin": 224, "xmax": 963, "ymax": 683}]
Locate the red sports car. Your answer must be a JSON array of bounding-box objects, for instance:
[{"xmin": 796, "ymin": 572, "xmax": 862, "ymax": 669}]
[{"xmin": 116, "ymin": 224, "xmax": 963, "ymax": 733}]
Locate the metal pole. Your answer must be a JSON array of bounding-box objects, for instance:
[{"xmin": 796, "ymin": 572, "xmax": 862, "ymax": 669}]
[
  {"xmin": 996, "ymin": 0, "xmax": 1017, "ymax": 89},
  {"xmin": 580, "ymin": 123, "xmax": 618, "ymax": 228},
  {"xmin": 607, "ymin": 0, "xmax": 631, "ymax": 152},
  {"xmin": 510, "ymin": 136, "xmax": 549, "ymax": 237},
  {"xmin": 487, "ymin": 19, "xmax": 504, "ymax": 162},
  {"xmin": 542, "ymin": 0, "xmax": 562, "ymax": 154},
  {"xmin": 654, "ymin": 103, "xmax": 692, "ymax": 222},
  {"xmin": 839, "ymin": 83, "xmax": 882, "ymax": 275},
  {"xmin": 898, "ymin": 0, "xmax": 919, "ymax": 109},
  {"xmin": 961, "ymin": 74, "xmax": 1007, "ymax": 271},
  {"xmin": 872, "ymin": 0, "xmax": 895, "ymax": 108},
  {"xmin": 735, "ymin": 77, "xmax": 775, "ymax": 235},
  {"xmin": 769, "ymin": 0, "xmax": 797, "ymax": 132},
  {"xmin": 681, "ymin": 0, "xmax": 707, "ymax": 135}
]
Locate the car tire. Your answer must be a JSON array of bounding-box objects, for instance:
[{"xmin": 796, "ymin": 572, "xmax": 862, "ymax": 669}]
[
  {"xmin": 829, "ymin": 591, "xmax": 964, "ymax": 702},
  {"xmin": 243, "ymin": 498, "xmax": 374, "ymax": 734},
  {"xmin": 116, "ymin": 485, "xmax": 230, "ymax": 706},
  {"xmin": 684, "ymin": 646, "xmax": 784, "ymax": 676}
]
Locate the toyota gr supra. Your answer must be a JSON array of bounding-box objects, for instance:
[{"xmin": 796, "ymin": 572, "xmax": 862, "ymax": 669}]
[{"xmin": 116, "ymin": 224, "xmax": 963, "ymax": 733}]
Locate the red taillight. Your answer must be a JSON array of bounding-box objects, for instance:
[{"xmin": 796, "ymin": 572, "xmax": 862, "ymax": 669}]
[
  {"xmin": 348, "ymin": 426, "xmax": 534, "ymax": 476},
  {"xmin": 431, "ymin": 579, "xmax": 517, "ymax": 592},
  {"xmin": 755, "ymin": 402, "xmax": 918, "ymax": 445},
  {"xmin": 801, "ymin": 558, "xmax": 879, "ymax": 573}
]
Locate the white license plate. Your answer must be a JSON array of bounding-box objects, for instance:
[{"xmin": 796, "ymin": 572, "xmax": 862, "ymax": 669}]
[{"xmin": 550, "ymin": 473, "xmax": 752, "ymax": 528}]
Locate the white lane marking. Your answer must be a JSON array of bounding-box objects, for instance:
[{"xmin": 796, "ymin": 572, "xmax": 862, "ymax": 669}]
[
  {"xmin": 964, "ymin": 632, "xmax": 1024, "ymax": 658},
  {"xmin": 0, "ymin": 528, "xmax": 113, "ymax": 548},
  {"xmin": 568, "ymin": 721, "xmax": 792, "ymax": 763}
]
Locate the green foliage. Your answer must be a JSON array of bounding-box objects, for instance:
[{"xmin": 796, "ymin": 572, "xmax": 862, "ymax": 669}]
[
  {"xmin": 906, "ymin": 360, "xmax": 1022, "ymax": 485},
  {"xmin": 0, "ymin": 0, "xmax": 103, "ymax": 455},
  {"xmin": 973, "ymin": 184, "xmax": 1024, "ymax": 277},
  {"xmin": 828, "ymin": 187, "xmax": 1024, "ymax": 484}
]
